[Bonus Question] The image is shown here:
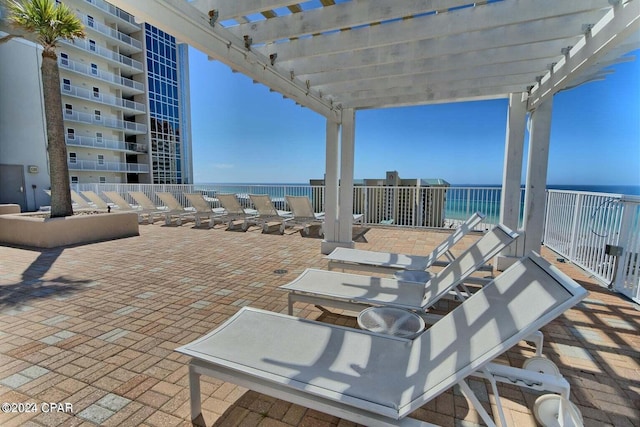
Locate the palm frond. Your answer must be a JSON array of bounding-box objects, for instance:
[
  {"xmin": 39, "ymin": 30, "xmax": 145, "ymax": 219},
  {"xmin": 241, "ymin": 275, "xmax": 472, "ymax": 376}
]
[{"xmin": 4, "ymin": 0, "xmax": 84, "ymax": 50}]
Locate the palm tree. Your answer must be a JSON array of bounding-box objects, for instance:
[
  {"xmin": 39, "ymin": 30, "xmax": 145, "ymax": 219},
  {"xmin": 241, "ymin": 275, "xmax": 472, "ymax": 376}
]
[{"xmin": 2, "ymin": 0, "xmax": 84, "ymax": 217}]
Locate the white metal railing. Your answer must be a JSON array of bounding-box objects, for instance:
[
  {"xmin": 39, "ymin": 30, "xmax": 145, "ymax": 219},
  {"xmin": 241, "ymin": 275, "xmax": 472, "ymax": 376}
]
[
  {"xmin": 62, "ymin": 39, "xmax": 143, "ymax": 72},
  {"xmin": 544, "ymin": 190, "xmax": 640, "ymax": 302},
  {"xmin": 68, "ymin": 160, "xmax": 149, "ymax": 173},
  {"xmin": 80, "ymin": 14, "xmax": 142, "ymax": 50},
  {"xmin": 59, "ymin": 57, "xmax": 145, "ymax": 93},
  {"xmin": 61, "ymin": 83, "xmax": 146, "ymax": 113},
  {"xmin": 83, "ymin": 0, "xmax": 138, "ymax": 27},
  {"xmin": 63, "ymin": 109, "xmax": 147, "ymax": 134},
  {"xmin": 66, "ymin": 135, "xmax": 147, "ymax": 153}
]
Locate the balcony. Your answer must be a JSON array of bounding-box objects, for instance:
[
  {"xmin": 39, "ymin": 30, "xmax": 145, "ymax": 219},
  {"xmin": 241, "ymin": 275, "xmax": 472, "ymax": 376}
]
[
  {"xmin": 66, "ymin": 135, "xmax": 148, "ymax": 153},
  {"xmin": 61, "ymin": 82, "xmax": 146, "ymax": 114},
  {"xmin": 62, "ymin": 39, "xmax": 143, "ymax": 73},
  {"xmin": 58, "ymin": 57, "xmax": 144, "ymax": 95},
  {"xmin": 63, "ymin": 109, "xmax": 147, "ymax": 135},
  {"xmin": 83, "ymin": 0, "xmax": 138, "ymax": 30},
  {"xmin": 68, "ymin": 159, "xmax": 150, "ymax": 173},
  {"xmin": 79, "ymin": 14, "xmax": 142, "ymax": 55}
]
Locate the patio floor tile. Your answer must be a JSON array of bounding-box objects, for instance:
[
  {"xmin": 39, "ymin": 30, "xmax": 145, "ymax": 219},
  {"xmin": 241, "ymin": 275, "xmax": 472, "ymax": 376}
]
[{"xmin": 0, "ymin": 224, "xmax": 638, "ymax": 426}]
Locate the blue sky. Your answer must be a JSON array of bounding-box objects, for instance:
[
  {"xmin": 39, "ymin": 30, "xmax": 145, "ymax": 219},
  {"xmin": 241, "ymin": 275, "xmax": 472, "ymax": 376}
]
[{"xmin": 188, "ymin": 47, "xmax": 640, "ymax": 186}]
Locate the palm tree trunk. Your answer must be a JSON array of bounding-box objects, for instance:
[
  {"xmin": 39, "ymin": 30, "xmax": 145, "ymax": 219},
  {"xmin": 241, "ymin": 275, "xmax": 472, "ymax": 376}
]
[{"xmin": 41, "ymin": 50, "xmax": 73, "ymax": 217}]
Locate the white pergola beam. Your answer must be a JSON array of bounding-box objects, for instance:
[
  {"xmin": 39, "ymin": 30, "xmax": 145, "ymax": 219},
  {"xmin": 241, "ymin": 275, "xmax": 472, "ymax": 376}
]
[
  {"xmin": 528, "ymin": 0, "xmax": 640, "ymax": 110},
  {"xmin": 108, "ymin": 0, "xmax": 338, "ymax": 119},
  {"xmin": 189, "ymin": 0, "xmax": 303, "ymax": 21},
  {"xmin": 227, "ymin": 0, "xmax": 478, "ymax": 44},
  {"xmin": 297, "ymin": 39, "xmax": 572, "ymax": 87},
  {"xmin": 314, "ymin": 59, "xmax": 552, "ymax": 95},
  {"xmin": 264, "ymin": 0, "xmax": 610, "ymax": 61},
  {"xmin": 272, "ymin": 12, "xmax": 601, "ymax": 75}
]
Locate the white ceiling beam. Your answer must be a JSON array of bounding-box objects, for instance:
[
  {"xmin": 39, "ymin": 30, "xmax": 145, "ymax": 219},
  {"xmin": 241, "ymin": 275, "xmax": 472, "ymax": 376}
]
[
  {"xmin": 528, "ymin": 0, "xmax": 640, "ymax": 110},
  {"xmin": 342, "ymin": 86, "xmax": 525, "ymax": 110},
  {"xmin": 272, "ymin": 12, "xmax": 601, "ymax": 75},
  {"xmin": 334, "ymin": 73, "xmax": 541, "ymax": 105},
  {"xmin": 189, "ymin": 0, "xmax": 303, "ymax": 21},
  {"xmin": 265, "ymin": 0, "xmax": 611, "ymax": 61},
  {"xmin": 300, "ymin": 40, "xmax": 571, "ymax": 87},
  {"xmin": 227, "ymin": 0, "xmax": 477, "ymax": 44},
  {"xmin": 107, "ymin": 0, "xmax": 338, "ymax": 119},
  {"xmin": 314, "ymin": 59, "xmax": 553, "ymax": 95}
]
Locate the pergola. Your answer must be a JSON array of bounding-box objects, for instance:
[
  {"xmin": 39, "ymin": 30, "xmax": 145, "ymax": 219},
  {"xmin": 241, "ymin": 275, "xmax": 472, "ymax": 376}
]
[{"xmin": 111, "ymin": 0, "xmax": 639, "ymax": 259}]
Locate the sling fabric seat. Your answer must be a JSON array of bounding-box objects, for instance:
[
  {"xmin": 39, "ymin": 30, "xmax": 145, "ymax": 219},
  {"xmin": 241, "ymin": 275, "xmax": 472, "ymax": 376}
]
[
  {"xmin": 281, "ymin": 224, "xmax": 518, "ymax": 315},
  {"xmin": 215, "ymin": 193, "xmax": 259, "ymax": 230},
  {"xmin": 248, "ymin": 194, "xmax": 293, "ymax": 234},
  {"xmin": 184, "ymin": 193, "xmax": 225, "ymax": 228},
  {"xmin": 327, "ymin": 212, "xmax": 485, "ymax": 274},
  {"xmin": 128, "ymin": 191, "xmax": 167, "ymax": 224},
  {"xmin": 81, "ymin": 191, "xmax": 111, "ymax": 210},
  {"xmin": 156, "ymin": 192, "xmax": 196, "ymax": 225},
  {"xmin": 285, "ymin": 195, "xmax": 324, "ymax": 236},
  {"xmin": 177, "ymin": 252, "xmax": 587, "ymax": 426}
]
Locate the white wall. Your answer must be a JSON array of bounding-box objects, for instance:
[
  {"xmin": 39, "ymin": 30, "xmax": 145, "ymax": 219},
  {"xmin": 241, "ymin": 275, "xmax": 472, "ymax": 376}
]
[{"xmin": 0, "ymin": 35, "xmax": 50, "ymax": 211}]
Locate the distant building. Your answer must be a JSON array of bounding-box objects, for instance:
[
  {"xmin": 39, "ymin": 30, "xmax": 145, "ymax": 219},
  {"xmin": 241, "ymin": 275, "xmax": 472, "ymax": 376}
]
[
  {"xmin": 311, "ymin": 171, "xmax": 450, "ymax": 227},
  {"xmin": 0, "ymin": 0, "xmax": 192, "ymax": 211}
]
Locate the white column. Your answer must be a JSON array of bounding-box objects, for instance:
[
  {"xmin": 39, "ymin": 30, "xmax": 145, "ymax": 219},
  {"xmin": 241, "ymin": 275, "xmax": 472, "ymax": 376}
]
[
  {"xmin": 522, "ymin": 98, "xmax": 553, "ymax": 255},
  {"xmin": 338, "ymin": 108, "xmax": 356, "ymax": 243},
  {"xmin": 496, "ymin": 93, "xmax": 527, "ymax": 270},
  {"xmin": 321, "ymin": 119, "xmax": 341, "ymax": 254}
]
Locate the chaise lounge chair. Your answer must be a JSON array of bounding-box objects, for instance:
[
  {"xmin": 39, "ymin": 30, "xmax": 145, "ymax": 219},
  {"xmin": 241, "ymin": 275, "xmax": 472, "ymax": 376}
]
[
  {"xmin": 285, "ymin": 195, "xmax": 366, "ymax": 238},
  {"xmin": 184, "ymin": 193, "xmax": 225, "ymax": 228},
  {"xmin": 215, "ymin": 193, "xmax": 259, "ymax": 230},
  {"xmin": 81, "ymin": 190, "xmax": 111, "ymax": 210},
  {"xmin": 177, "ymin": 251, "xmax": 587, "ymax": 427},
  {"xmin": 156, "ymin": 192, "xmax": 197, "ymax": 226},
  {"xmin": 326, "ymin": 211, "xmax": 486, "ymax": 274},
  {"xmin": 285, "ymin": 195, "xmax": 324, "ymax": 236},
  {"xmin": 103, "ymin": 191, "xmax": 160, "ymax": 224},
  {"xmin": 281, "ymin": 223, "xmax": 518, "ymax": 316},
  {"xmin": 248, "ymin": 194, "xmax": 294, "ymax": 234},
  {"xmin": 128, "ymin": 191, "xmax": 168, "ymax": 224}
]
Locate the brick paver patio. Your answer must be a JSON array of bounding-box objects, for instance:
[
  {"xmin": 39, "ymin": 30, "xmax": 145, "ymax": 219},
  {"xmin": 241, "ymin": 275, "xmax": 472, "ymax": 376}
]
[{"xmin": 0, "ymin": 223, "xmax": 638, "ymax": 426}]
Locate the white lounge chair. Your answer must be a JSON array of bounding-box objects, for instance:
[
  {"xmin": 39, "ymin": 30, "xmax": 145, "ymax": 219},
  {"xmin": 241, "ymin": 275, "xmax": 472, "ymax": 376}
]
[
  {"xmin": 177, "ymin": 252, "xmax": 587, "ymax": 427},
  {"xmin": 281, "ymin": 223, "xmax": 518, "ymax": 316},
  {"xmin": 285, "ymin": 195, "xmax": 324, "ymax": 236},
  {"xmin": 215, "ymin": 193, "xmax": 259, "ymax": 230},
  {"xmin": 81, "ymin": 191, "xmax": 111, "ymax": 210},
  {"xmin": 326, "ymin": 211, "xmax": 486, "ymax": 274},
  {"xmin": 184, "ymin": 193, "xmax": 225, "ymax": 228},
  {"xmin": 156, "ymin": 192, "xmax": 196, "ymax": 226},
  {"xmin": 42, "ymin": 189, "xmax": 99, "ymax": 212},
  {"xmin": 248, "ymin": 194, "xmax": 293, "ymax": 234},
  {"xmin": 128, "ymin": 191, "xmax": 168, "ymax": 224}
]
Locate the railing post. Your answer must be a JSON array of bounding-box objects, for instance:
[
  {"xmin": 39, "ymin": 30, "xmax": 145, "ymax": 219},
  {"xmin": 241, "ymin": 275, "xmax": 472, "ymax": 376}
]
[{"xmin": 568, "ymin": 193, "xmax": 582, "ymax": 261}]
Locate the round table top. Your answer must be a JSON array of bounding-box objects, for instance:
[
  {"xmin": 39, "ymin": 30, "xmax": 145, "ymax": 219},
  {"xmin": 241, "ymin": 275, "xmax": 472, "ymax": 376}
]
[{"xmin": 357, "ymin": 306, "xmax": 425, "ymax": 338}]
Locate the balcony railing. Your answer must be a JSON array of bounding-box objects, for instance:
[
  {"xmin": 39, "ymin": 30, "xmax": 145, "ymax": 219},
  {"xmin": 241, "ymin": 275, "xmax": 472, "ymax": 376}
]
[
  {"xmin": 66, "ymin": 135, "xmax": 147, "ymax": 153},
  {"xmin": 59, "ymin": 57, "xmax": 144, "ymax": 93},
  {"xmin": 62, "ymin": 39, "xmax": 143, "ymax": 72},
  {"xmin": 63, "ymin": 109, "xmax": 147, "ymax": 134},
  {"xmin": 61, "ymin": 83, "xmax": 146, "ymax": 114},
  {"xmin": 83, "ymin": 0, "xmax": 137, "ymax": 27},
  {"xmin": 80, "ymin": 14, "xmax": 142, "ymax": 51},
  {"xmin": 68, "ymin": 160, "xmax": 149, "ymax": 172}
]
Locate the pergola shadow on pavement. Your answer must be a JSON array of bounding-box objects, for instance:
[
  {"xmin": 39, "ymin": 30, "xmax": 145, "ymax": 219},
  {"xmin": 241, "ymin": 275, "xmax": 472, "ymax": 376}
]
[{"xmin": 0, "ymin": 225, "xmax": 638, "ymax": 426}]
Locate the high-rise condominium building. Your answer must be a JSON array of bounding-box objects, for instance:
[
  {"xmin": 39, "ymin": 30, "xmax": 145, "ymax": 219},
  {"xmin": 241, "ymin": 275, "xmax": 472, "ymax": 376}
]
[{"xmin": 0, "ymin": 0, "xmax": 192, "ymax": 211}]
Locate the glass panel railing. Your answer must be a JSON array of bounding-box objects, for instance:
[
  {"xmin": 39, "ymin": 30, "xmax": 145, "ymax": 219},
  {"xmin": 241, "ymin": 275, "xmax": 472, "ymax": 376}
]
[
  {"xmin": 63, "ymin": 109, "xmax": 147, "ymax": 133},
  {"xmin": 79, "ymin": 14, "xmax": 142, "ymax": 50},
  {"xmin": 68, "ymin": 159, "xmax": 149, "ymax": 172},
  {"xmin": 62, "ymin": 39, "xmax": 143, "ymax": 72},
  {"xmin": 84, "ymin": 0, "xmax": 137, "ymax": 26},
  {"xmin": 58, "ymin": 57, "xmax": 144, "ymax": 92},
  {"xmin": 66, "ymin": 135, "xmax": 147, "ymax": 153},
  {"xmin": 61, "ymin": 83, "xmax": 146, "ymax": 113}
]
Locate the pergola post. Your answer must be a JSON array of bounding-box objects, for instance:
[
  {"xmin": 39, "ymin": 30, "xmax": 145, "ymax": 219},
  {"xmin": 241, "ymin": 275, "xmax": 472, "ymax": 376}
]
[
  {"xmin": 522, "ymin": 98, "xmax": 553, "ymax": 255},
  {"xmin": 496, "ymin": 93, "xmax": 527, "ymax": 270},
  {"xmin": 321, "ymin": 119, "xmax": 340, "ymax": 254},
  {"xmin": 338, "ymin": 108, "xmax": 356, "ymax": 244}
]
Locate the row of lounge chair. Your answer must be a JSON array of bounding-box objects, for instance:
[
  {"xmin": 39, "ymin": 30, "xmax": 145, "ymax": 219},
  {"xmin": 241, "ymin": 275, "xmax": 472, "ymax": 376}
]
[
  {"xmin": 177, "ymin": 215, "xmax": 588, "ymax": 427},
  {"xmin": 52, "ymin": 190, "xmax": 352, "ymax": 235}
]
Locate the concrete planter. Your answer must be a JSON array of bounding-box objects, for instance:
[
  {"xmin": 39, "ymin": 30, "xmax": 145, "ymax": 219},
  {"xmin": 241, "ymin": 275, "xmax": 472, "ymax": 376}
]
[{"xmin": 0, "ymin": 210, "xmax": 139, "ymax": 248}]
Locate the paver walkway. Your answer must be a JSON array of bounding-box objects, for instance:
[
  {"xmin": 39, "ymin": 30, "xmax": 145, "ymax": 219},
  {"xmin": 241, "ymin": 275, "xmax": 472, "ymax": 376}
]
[{"xmin": 0, "ymin": 223, "xmax": 638, "ymax": 426}]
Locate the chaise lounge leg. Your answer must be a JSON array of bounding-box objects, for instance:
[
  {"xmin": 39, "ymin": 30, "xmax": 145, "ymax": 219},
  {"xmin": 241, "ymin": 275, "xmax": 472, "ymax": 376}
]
[{"xmin": 189, "ymin": 364, "xmax": 202, "ymax": 421}]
